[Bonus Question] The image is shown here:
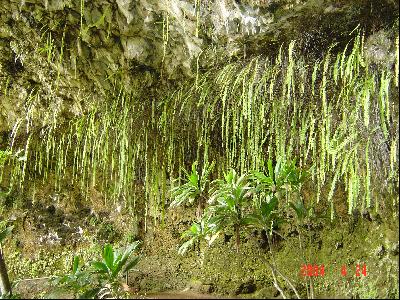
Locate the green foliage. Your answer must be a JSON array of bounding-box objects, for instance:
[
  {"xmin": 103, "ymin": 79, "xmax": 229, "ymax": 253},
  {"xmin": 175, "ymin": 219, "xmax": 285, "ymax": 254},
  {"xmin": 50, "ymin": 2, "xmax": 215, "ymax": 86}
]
[
  {"xmin": 170, "ymin": 161, "xmax": 200, "ymax": 207},
  {"xmin": 53, "ymin": 256, "xmax": 94, "ymax": 298},
  {"xmin": 38, "ymin": 32, "xmax": 55, "ymax": 63},
  {"xmin": 170, "ymin": 161, "xmax": 214, "ymax": 207},
  {"xmin": 0, "ymin": 292, "xmax": 21, "ymax": 299},
  {"xmin": 0, "ymin": 149, "xmax": 12, "ymax": 186},
  {"xmin": 206, "ymin": 169, "xmax": 254, "ymax": 251},
  {"xmin": 52, "ymin": 241, "xmax": 141, "ymax": 299},
  {"xmin": 92, "ymin": 242, "xmax": 141, "ymax": 280},
  {"xmin": 243, "ymin": 196, "xmax": 281, "ymax": 233},
  {"xmin": 208, "ymin": 169, "xmax": 251, "ymax": 206},
  {"xmin": 289, "ymin": 200, "xmax": 308, "ymax": 222},
  {"xmin": 170, "ymin": 160, "xmax": 215, "ymax": 219},
  {"xmin": 178, "ymin": 215, "xmax": 219, "ymax": 255},
  {"xmin": 179, "ymin": 158, "xmax": 309, "ymax": 253},
  {"xmin": 245, "ymin": 158, "xmax": 307, "ymax": 233},
  {"xmin": 251, "ymin": 158, "xmax": 307, "ymax": 200},
  {"xmin": 2, "ymin": 32, "xmax": 398, "ymax": 224},
  {"xmin": 0, "ymin": 226, "xmax": 13, "ymax": 244},
  {"xmin": 0, "ymin": 150, "xmax": 11, "ymax": 166}
]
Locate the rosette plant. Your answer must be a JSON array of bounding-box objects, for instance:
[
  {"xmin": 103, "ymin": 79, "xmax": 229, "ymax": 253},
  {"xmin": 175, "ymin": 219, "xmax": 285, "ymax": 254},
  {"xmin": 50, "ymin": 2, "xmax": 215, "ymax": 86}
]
[
  {"xmin": 170, "ymin": 160, "xmax": 215, "ymax": 219},
  {"xmin": 53, "ymin": 241, "xmax": 141, "ymax": 299},
  {"xmin": 178, "ymin": 213, "xmax": 219, "ymax": 255},
  {"xmin": 247, "ymin": 158, "xmax": 308, "ymax": 236},
  {"xmin": 207, "ymin": 169, "xmax": 254, "ymax": 252}
]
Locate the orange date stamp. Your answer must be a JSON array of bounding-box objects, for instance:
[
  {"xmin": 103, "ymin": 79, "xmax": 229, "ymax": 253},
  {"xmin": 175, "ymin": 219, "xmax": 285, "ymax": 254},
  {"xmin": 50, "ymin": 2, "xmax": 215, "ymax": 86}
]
[{"xmin": 300, "ymin": 264, "xmax": 367, "ymax": 277}]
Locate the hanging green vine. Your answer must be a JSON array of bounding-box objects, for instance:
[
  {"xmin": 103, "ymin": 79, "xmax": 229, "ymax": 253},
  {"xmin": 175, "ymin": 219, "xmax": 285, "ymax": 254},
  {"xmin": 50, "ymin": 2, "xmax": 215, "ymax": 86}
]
[{"xmin": 1, "ymin": 33, "xmax": 398, "ymax": 224}]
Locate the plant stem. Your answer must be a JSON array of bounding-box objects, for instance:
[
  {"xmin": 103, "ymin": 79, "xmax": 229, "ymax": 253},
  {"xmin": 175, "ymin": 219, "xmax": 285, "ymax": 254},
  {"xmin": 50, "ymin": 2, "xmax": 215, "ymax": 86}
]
[
  {"xmin": 235, "ymin": 224, "xmax": 240, "ymax": 253},
  {"xmin": 268, "ymin": 261, "xmax": 287, "ymax": 299},
  {"xmin": 196, "ymin": 198, "xmax": 205, "ymax": 220},
  {"xmin": 274, "ymin": 264, "xmax": 301, "ymax": 299},
  {"xmin": 265, "ymin": 230, "xmax": 300, "ymax": 299},
  {"xmin": 0, "ymin": 247, "xmax": 12, "ymax": 297}
]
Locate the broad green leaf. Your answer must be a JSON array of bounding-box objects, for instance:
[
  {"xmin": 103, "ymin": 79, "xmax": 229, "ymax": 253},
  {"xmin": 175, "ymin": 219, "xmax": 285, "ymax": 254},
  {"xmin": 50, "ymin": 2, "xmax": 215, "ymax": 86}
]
[
  {"xmin": 261, "ymin": 196, "xmax": 278, "ymax": 217},
  {"xmin": 113, "ymin": 251, "xmax": 123, "ymax": 270},
  {"xmin": 240, "ymin": 214, "xmax": 262, "ymax": 226},
  {"xmin": 122, "ymin": 256, "xmax": 140, "ymax": 273},
  {"xmin": 189, "ymin": 172, "xmax": 199, "ymax": 186},
  {"xmin": 103, "ymin": 244, "xmax": 114, "ymax": 271},
  {"xmin": 114, "ymin": 241, "xmax": 141, "ymax": 276},
  {"xmin": 290, "ymin": 201, "xmax": 307, "ymax": 220},
  {"xmin": 91, "ymin": 261, "xmax": 109, "ymax": 274},
  {"xmin": 225, "ymin": 196, "xmax": 235, "ymax": 209},
  {"xmin": 268, "ymin": 159, "xmax": 274, "ymax": 181},
  {"xmin": 190, "ymin": 223, "xmax": 201, "ymax": 234},
  {"xmin": 72, "ymin": 256, "xmax": 80, "ymax": 274}
]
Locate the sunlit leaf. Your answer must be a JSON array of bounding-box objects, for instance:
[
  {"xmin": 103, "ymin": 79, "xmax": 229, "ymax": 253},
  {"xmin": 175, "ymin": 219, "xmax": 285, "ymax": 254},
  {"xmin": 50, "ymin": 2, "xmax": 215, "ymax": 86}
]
[
  {"xmin": 72, "ymin": 256, "xmax": 80, "ymax": 274},
  {"xmin": 91, "ymin": 261, "xmax": 109, "ymax": 274},
  {"xmin": 102, "ymin": 244, "xmax": 114, "ymax": 271}
]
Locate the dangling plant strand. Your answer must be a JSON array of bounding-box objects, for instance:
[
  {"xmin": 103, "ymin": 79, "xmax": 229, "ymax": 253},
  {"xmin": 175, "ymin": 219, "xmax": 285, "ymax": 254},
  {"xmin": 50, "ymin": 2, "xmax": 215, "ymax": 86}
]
[{"xmin": 2, "ymin": 33, "xmax": 398, "ymax": 224}]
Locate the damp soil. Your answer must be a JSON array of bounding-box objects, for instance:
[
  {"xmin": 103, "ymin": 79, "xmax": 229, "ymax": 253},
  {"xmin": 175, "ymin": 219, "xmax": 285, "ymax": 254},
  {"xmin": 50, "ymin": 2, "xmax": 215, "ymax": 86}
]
[
  {"xmin": 14, "ymin": 277, "xmax": 241, "ymax": 299},
  {"xmin": 133, "ymin": 291, "xmax": 239, "ymax": 299}
]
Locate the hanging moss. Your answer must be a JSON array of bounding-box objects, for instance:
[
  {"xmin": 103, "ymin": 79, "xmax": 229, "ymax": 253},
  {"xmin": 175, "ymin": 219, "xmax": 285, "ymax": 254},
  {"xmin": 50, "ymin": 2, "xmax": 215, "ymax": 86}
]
[{"xmin": 1, "ymin": 32, "xmax": 398, "ymax": 225}]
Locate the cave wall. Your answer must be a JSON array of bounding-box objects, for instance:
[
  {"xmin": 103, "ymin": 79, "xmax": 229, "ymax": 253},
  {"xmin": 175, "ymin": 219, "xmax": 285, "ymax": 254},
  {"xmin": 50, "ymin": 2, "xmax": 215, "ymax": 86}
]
[{"xmin": 1, "ymin": 0, "xmax": 398, "ymax": 134}]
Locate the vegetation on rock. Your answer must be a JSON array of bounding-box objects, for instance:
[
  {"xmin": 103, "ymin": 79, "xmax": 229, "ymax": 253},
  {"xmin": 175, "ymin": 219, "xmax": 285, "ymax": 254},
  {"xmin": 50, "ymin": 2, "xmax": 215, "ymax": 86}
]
[{"xmin": 0, "ymin": 0, "xmax": 398, "ymax": 298}]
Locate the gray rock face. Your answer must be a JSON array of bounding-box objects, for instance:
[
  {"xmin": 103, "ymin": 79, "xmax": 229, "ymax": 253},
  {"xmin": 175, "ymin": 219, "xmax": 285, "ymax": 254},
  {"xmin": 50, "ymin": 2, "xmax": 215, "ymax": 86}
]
[
  {"xmin": 116, "ymin": 0, "xmax": 136, "ymax": 24},
  {"xmin": 122, "ymin": 37, "xmax": 150, "ymax": 62},
  {"xmin": 365, "ymin": 29, "xmax": 396, "ymax": 70}
]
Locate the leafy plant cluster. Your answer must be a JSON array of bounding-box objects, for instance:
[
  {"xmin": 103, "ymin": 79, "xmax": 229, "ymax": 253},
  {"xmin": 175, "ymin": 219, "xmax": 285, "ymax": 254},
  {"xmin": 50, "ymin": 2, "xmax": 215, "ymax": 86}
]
[
  {"xmin": 171, "ymin": 158, "xmax": 310, "ymax": 254},
  {"xmin": 51, "ymin": 241, "xmax": 141, "ymax": 299},
  {"xmin": 171, "ymin": 158, "xmax": 332, "ymax": 298}
]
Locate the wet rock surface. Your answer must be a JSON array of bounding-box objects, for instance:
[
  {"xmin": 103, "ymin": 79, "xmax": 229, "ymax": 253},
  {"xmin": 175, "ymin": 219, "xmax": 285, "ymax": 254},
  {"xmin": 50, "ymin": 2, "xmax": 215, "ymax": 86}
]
[{"xmin": 1, "ymin": 0, "xmax": 398, "ymax": 133}]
